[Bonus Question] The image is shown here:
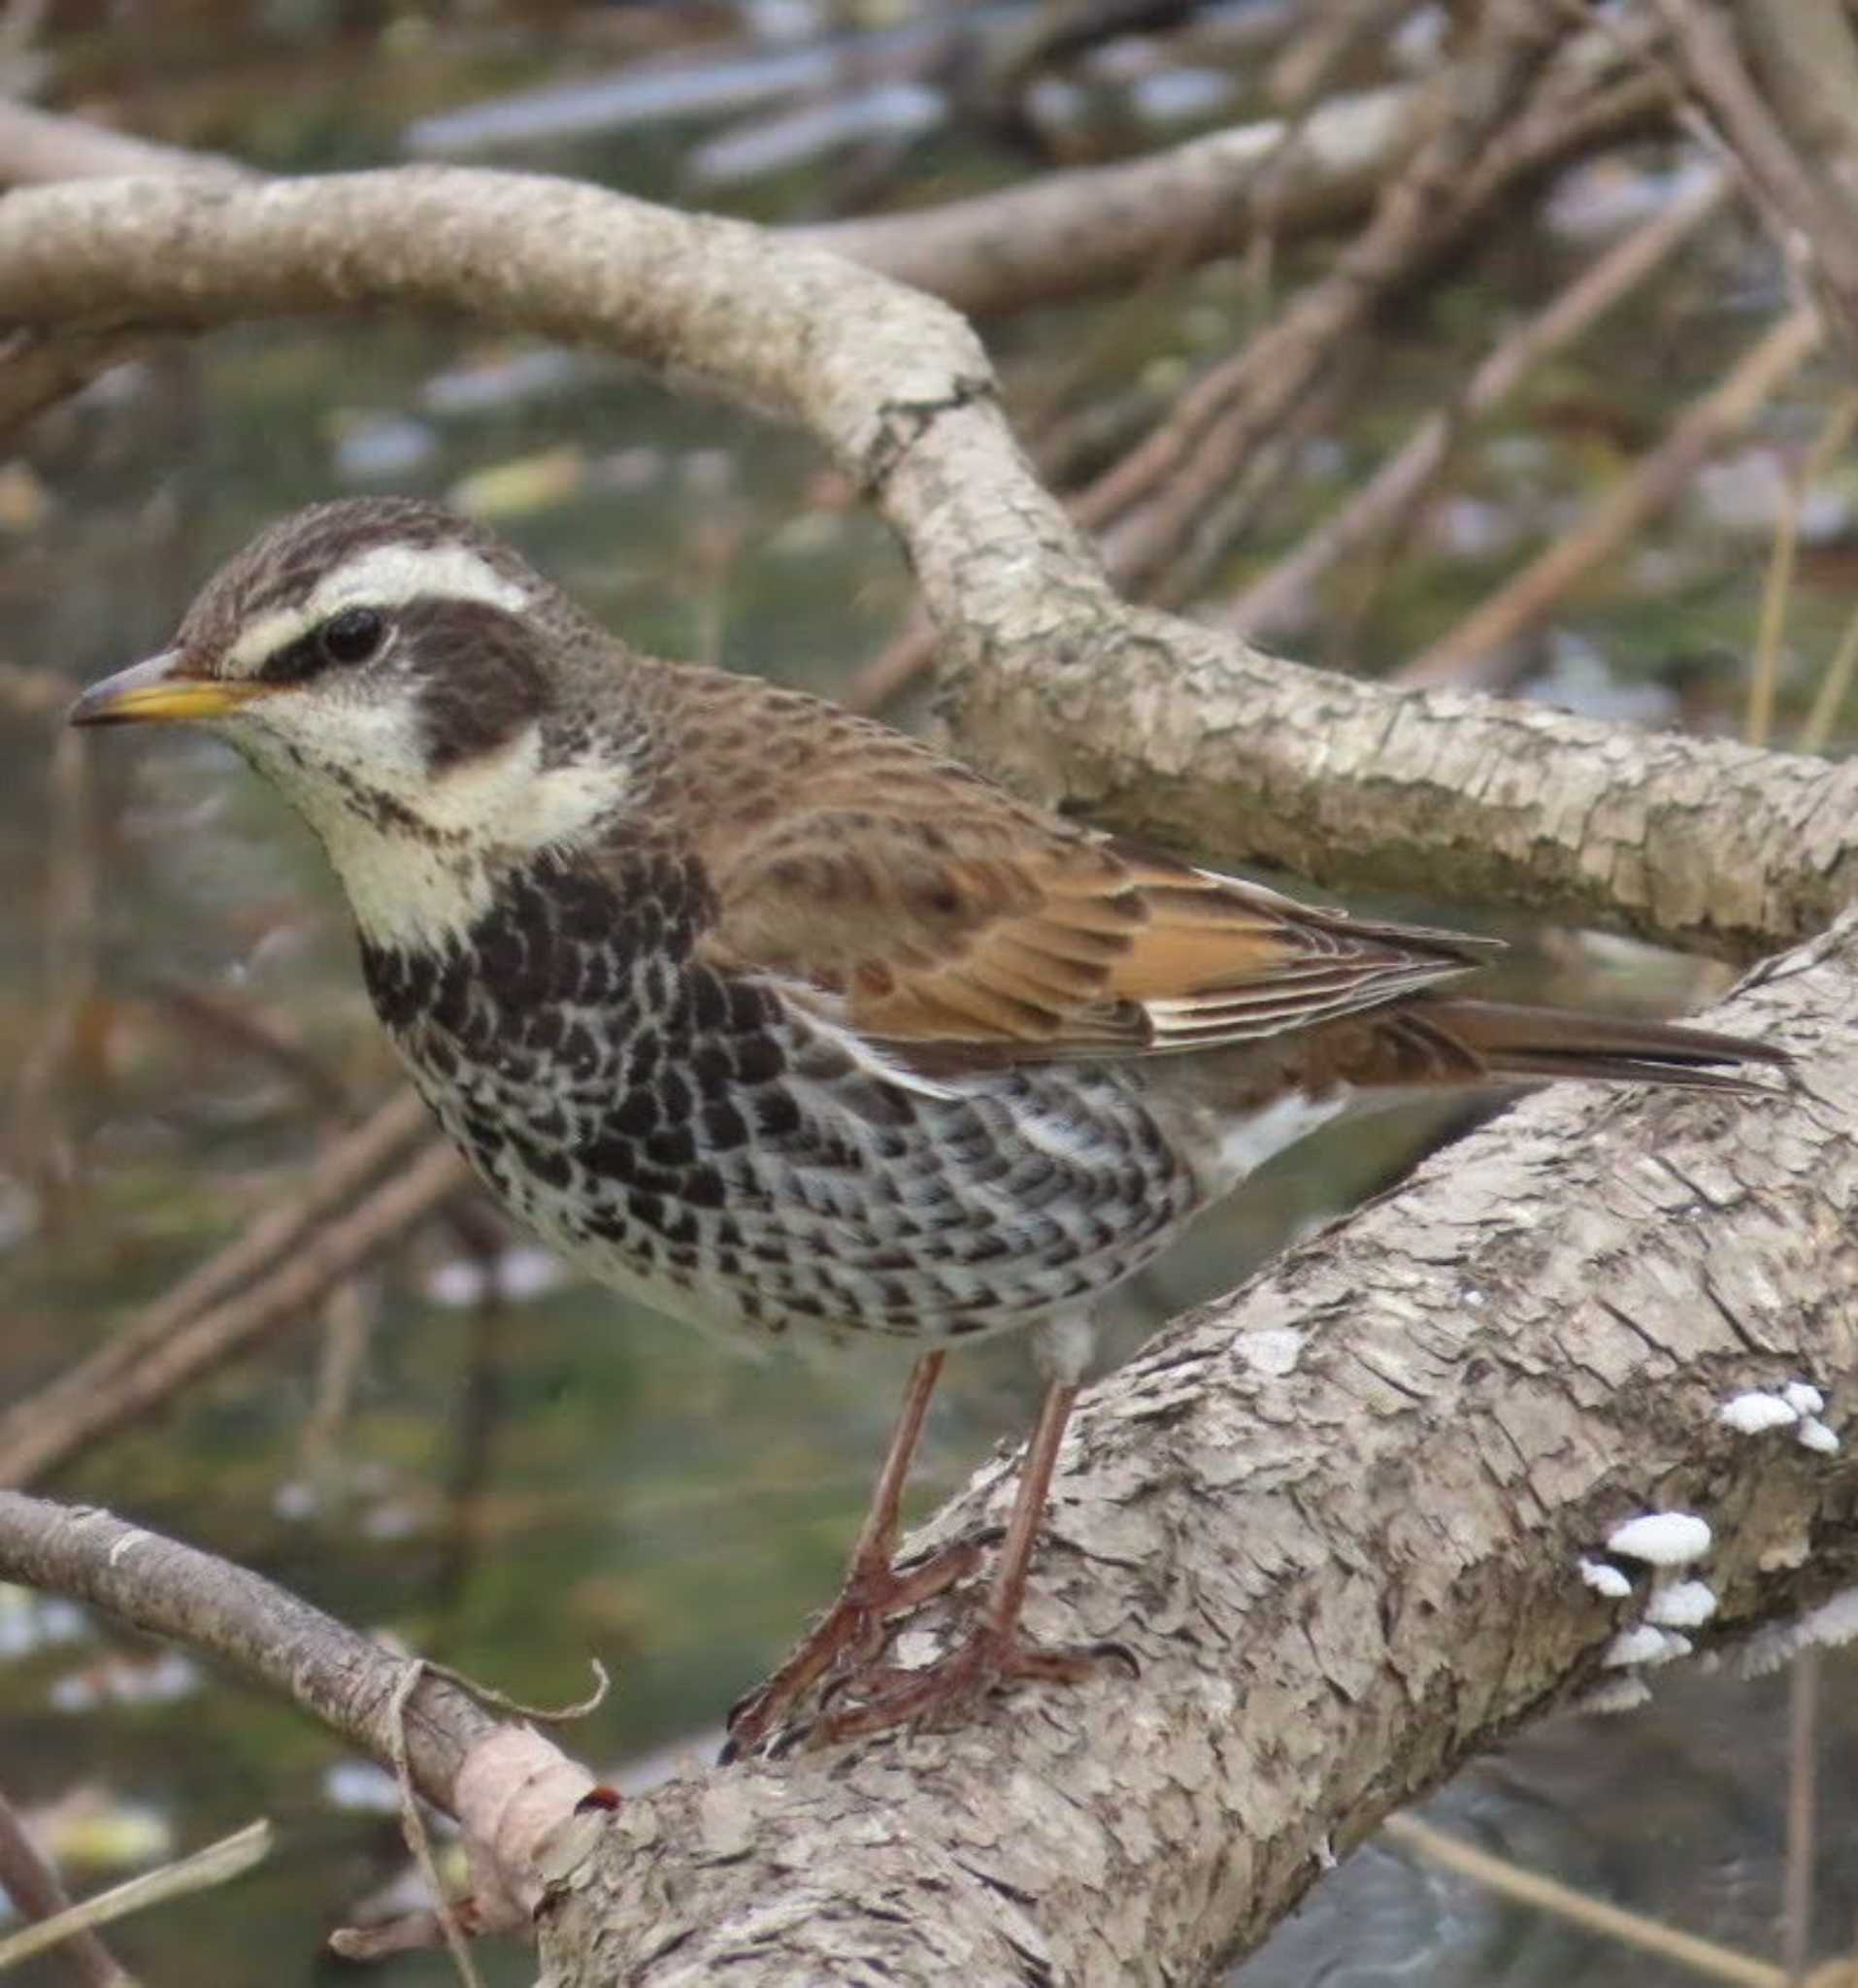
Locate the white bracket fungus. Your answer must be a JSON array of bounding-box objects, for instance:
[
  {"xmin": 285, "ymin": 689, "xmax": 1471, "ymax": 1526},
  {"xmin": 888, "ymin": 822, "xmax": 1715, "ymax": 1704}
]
[
  {"xmin": 1605, "ymin": 1512, "xmax": 1710, "ymax": 1568},
  {"xmin": 1719, "ymin": 1391, "xmax": 1799, "ymax": 1436},
  {"xmin": 1578, "ymin": 1558, "xmax": 1633, "ymax": 1600},
  {"xmin": 1579, "ymin": 1674, "xmax": 1652, "ymax": 1714},
  {"xmin": 1643, "ymin": 1579, "xmax": 1718, "ymax": 1629},
  {"xmin": 1603, "ymin": 1625, "xmax": 1691, "ymax": 1669}
]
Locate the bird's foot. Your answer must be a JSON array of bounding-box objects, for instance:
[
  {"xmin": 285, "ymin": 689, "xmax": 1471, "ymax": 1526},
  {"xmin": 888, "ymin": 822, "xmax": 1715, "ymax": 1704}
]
[
  {"xmin": 721, "ymin": 1537, "xmax": 986, "ymax": 1762},
  {"xmin": 801, "ymin": 1624, "xmax": 1139, "ymax": 1749}
]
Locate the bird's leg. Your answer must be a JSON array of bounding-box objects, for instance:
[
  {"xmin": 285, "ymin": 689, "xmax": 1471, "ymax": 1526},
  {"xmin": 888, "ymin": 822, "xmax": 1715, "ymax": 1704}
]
[
  {"xmin": 806, "ymin": 1326, "xmax": 1136, "ymax": 1747},
  {"xmin": 723, "ymin": 1350, "xmax": 982, "ymax": 1760},
  {"xmin": 969, "ymin": 1372, "xmax": 1081, "ymax": 1657},
  {"xmin": 842, "ymin": 1348, "xmax": 948, "ymax": 1591}
]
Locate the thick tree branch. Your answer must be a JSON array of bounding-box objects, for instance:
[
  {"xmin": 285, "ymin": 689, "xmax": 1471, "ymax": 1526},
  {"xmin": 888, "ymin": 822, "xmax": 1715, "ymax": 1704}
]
[
  {"xmin": 949, "ymin": 601, "xmax": 1858, "ymax": 962},
  {"xmin": 6, "ymin": 911, "xmax": 1845, "ymax": 1983},
  {"xmin": 0, "ymin": 22, "xmax": 1663, "ymax": 323},
  {"xmin": 1, "ymin": 165, "xmax": 1851, "ymax": 957},
  {"xmin": 524, "ymin": 910, "xmax": 1856, "ymax": 1986}
]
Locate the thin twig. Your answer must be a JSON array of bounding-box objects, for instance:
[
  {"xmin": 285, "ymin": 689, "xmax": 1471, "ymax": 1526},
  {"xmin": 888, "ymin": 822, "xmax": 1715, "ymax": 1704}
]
[
  {"xmin": 1746, "ymin": 392, "xmax": 1858, "ymax": 746},
  {"xmin": 145, "ymin": 978, "xmax": 354, "ymax": 1119},
  {"xmin": 0, "ymin": 1085, "xmax": 427, "ymax": 1477},
  {"xmin": 1225, "ymin": 166, "xmax": 1731, "ymax": 638},
  {"xmin": 0, "ymin": 1785, "xmax": 130, "ymax": 1986},
  {"xmin": 1399, "ymin": 305, "xmax": 1822, "ymax": 688},
  {"xmin": 1650, "ymin": 0, "xmax": 1858, "ymax": 364},
  {"xmin": 1795, "ymin": 595, "xmax": 1858, "ymax": 752},
  {"xmin": 0, "ymin": 1134, "xmax": 468, "ymax": 1485},
  {"xmin": 0, "ymin": 1825, "xmax": 267, "ymax": 1976},
  {"xmin": 1074, "ymin": 0, "xmax": 1588, "ymax": 586},
  {"xmin": 7, "ymin": 726, "xmax": 100, "ymax": 1205},
  {"xmin": 1116, "ymin": 26, "xmax": 1641, "ymax": 595},
  {"xmin": 1152, "ymin": 354, "xmax": 1364, "ymax": 610},
  {"xmin": 1783, "ymin": 1648, "xmax": 1820, "ymax": 1981},
  {"xmin": 0, "ymin": 329, "xmax": 151, "ymax": 444},
  {"xmin": 296, "ymin": 1277, "xmax": 376, "ymax": 1485},
  {"xmin": 843, "ymin": 608, "xmax": 938, "ymax": 714}
]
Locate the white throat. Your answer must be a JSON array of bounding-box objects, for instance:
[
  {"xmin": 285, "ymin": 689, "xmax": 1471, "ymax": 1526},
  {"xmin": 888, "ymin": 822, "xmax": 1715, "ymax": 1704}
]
[{"xmin": 277, "ymin": 723, "xmax": 624, "ymax": 952}]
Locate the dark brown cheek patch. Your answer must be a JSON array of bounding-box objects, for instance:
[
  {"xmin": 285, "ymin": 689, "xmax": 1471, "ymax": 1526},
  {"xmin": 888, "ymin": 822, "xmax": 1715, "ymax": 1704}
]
[{"xmin": 402, "ymin": 598, "xmax": 549, "ymax": 772}]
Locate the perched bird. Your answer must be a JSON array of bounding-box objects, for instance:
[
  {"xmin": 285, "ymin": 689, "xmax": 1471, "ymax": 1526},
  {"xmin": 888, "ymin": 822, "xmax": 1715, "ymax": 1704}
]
[{"xmin": 72, "ymin": 498, "xmax": 1786, "ymax": 1751}]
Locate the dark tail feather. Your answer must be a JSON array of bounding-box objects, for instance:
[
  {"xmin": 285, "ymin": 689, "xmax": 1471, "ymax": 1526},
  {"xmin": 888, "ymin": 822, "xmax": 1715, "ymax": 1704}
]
[{"xmin": 1418, "ymin": 998, "xmax": 1792, "ymax": 1093}]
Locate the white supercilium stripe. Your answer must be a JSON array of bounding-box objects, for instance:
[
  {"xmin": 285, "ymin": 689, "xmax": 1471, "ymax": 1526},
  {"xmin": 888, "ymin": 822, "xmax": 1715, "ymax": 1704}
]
[{"xmin": 224, "ymin": 543, "xmax": 531, "ymax": 677}]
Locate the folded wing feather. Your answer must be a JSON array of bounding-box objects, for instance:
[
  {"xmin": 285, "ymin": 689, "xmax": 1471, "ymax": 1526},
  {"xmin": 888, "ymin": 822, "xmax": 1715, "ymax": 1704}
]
[{"xmin": 697, "ymin": 804, "xmax": 1497, "ymax": 1064}]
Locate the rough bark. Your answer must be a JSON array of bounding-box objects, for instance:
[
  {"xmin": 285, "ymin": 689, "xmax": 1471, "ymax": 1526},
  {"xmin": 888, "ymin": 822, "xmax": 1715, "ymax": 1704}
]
[
  {"xmin": 526, "ymin": 911, "xmax": 1857, "ymax": 1986},
  {"xmin": 0, "ymin": 913, "xmax": 1849, "ymax": 1985}
]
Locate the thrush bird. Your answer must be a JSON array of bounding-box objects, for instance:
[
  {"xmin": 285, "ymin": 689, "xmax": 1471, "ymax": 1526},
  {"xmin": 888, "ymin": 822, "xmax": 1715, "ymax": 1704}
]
[{"xmin": 72, "ymin": 498, "xmax": 1786, "ymax": 1752}]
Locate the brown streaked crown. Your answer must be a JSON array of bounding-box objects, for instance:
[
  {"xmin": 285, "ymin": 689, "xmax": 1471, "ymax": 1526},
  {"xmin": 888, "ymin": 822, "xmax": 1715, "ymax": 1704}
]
[{"xmin": 175, "ymin": 497, "xmax": 542, "ymax": 667}]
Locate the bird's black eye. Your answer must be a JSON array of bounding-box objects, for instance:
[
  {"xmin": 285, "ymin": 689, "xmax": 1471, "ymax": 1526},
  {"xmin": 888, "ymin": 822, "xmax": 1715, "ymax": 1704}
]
[{"xmin": 317, "ymin": 607, "xmax": 387, "ymax": 667}]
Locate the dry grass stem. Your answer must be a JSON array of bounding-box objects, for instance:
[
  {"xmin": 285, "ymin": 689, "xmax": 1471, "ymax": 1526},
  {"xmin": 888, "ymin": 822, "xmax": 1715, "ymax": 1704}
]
[
  {"xmin": 0, "ymin": 1822, "xmax": 269, "ymax": 1977},
  {"xmin": 1383, "ymin": 1813, "xmax": 1787, "ymax": 1988},
  {"xmin": 1746, "ymin": 392, "xmax": 1858, "ymax": 746}
]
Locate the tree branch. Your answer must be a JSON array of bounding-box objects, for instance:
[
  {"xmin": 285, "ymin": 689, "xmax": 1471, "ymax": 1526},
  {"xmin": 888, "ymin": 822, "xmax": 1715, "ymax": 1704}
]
[
  {"xmin": 2, "ymin": 164, "xmax": 1852, "ymax": 956},
  {"xmin": 523, "ymin": 908, "xmax": 1855, "ymax": 1985},
  {"xmin": 3, "ymin": 124, "xmax": 1854, "ymax": 1983},
  {"xmin": 0, "ymin": 1492, "xmax": 595, "ymax": 1942},
  {"xmin": 0, "ymin": 1493, "xmax": 498, "ymax": 1807},
  {"xmin": 9, "ymin": 905, "xmax": 1843, "ymax": 1983}
]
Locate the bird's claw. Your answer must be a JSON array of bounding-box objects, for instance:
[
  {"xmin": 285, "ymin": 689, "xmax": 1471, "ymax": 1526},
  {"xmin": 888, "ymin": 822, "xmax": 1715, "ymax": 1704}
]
[
  {"xmin": 720, "ymin": 1536, "xmax": 985, "ymax": 1763},
  {"xmin": 796, "ymin": 1627, "xmax": 1139, "ymax": 1750}
]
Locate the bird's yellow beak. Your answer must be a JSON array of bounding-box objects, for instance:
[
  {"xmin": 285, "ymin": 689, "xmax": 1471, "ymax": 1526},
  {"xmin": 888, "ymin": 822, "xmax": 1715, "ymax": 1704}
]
[{"xmin": 68, "ymin": 651, "xmax": 271, "ymax": 727}]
